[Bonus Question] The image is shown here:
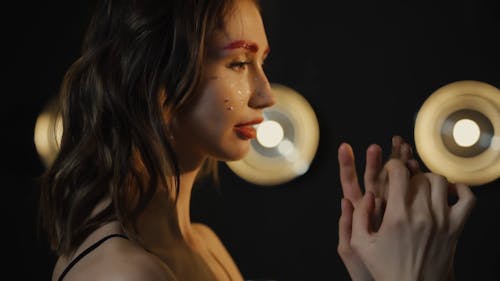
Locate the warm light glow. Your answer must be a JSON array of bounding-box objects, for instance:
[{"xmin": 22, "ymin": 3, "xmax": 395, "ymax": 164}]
[
  {"xmin": 34, "ymin": 109, "xmax": 63, "ymax": 168},
  {"xmin": 453, "ymin": 119, "xmax": 480, "ymax": 147},
  {"xmin": 278, "ymin": 139, "xmax": 294, "ymax": 156},
  {"xmin": 492, "ymin": 136, "xmax": 500, "ymax": 151},
  {"xmin": 256, "ymin": 120, "xmax": 284, "ymax": 148},
  {"xmin": 34, "ymin": 114, "xmax": 52, "ymax": 158},
  {"xmin": 226, "ymin": 83, "xmax": 320, "ymax": 186}
]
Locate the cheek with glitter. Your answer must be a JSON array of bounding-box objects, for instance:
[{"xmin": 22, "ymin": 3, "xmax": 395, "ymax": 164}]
[
  {"xmin": 224, "ymin": 98, "xmax": 234, "ymax": 111},
  {"xmin": 236, "ymin": 90, "xmax": 245, "ymax": 106},
  {"xmin": 243, "ymin": 89, "xmax": 252, "ymax": 104}
]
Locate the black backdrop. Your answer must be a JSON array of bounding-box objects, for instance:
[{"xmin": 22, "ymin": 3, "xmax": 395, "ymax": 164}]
[{"xmin": 4, "ymin": 0, "xmax": 499, "ymax": 280}]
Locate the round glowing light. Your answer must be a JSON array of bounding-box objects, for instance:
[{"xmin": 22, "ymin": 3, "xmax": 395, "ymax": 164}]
[
  {"xmin": 414, "ymin": 80, "xmax": 500, "ymax": 186},
  {"xmin": 34, "ymin": 114, "xmax": 52, "ymax": 158},
  {"xmin": 34, "ymin": 102, "xmax": 63, "ymax": 168},
  {"xmin": 256, "ymin": 120, "xmax": 284, "ymax": 148},
  {"xmin": 226, "ymin": 83, "xmax": 320, "ymax": 186},
  {"xmin": 452, "ymin": 119, "xmax": 480, "ymax": 147},
  {"xmin": 278, "ymin": 139, "xmax": 294, "ymax": 156}
]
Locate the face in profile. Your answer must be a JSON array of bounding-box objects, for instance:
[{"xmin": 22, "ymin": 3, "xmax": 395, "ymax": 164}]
[{"xmin": 173, "ymin": 0, "xmax": 275, "ymax": 164}]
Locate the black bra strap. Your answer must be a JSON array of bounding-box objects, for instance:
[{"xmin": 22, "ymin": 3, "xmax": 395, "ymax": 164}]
[{"xmin": 57, "ymin": 234, "xmax": 128, "ymax": 281}]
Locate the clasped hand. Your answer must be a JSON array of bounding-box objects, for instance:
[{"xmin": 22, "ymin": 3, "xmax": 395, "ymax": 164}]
[{"xmin": 337, "ymin": 136, "xmax": 476, "ymax": 281}]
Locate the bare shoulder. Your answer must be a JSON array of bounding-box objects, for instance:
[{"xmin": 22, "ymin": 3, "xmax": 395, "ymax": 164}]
[
  {"xmin": 192, "ymin": 223, "xmax": 221, "ymax": 242},
  {"xmin": 191, "ymin": 223, "xmax": 244, "ymax": 280},
  {"xmin": 53, "ymin": 238, "xmax": 178, "ymax": 281},
  {"xmin": 191, "ymin": 223, "xmax": 230, "ymax": 251},
  {"xmin": 104, "ymin": 242, "xmax": 178, "ymax": 281}
]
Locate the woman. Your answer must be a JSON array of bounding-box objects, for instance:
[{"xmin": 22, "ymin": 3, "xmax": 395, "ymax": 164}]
[{"xmin": 39, "ymin": 0, "xmax": 475, "ymax": 280}]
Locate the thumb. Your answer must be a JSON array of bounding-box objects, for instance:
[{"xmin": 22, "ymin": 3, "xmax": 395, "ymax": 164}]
[{"xmin": 352, "ymin": 191, "xmax": 376, "ymax": 240}]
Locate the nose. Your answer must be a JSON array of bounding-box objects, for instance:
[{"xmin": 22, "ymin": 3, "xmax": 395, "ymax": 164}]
[{"xmin": 249, "ymin": 70, "xmax": 275, "ymax": 109}]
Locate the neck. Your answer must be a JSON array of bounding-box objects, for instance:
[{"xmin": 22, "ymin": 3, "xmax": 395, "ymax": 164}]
[
  {"xmin": 176, "ymin": 167, "xmax": 200, "ymax": 242},
  {"xmin": 136, "ymin": 156, "xmax": 206, "ymax": 252}
]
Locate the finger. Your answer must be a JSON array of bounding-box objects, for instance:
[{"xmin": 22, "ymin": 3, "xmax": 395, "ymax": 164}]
[
  {"xmin": 338, "ymin": 143, "xmax": 363, "ymax": 207},
  {"xmin": 403, "ymin": 142, "xmax": 423, "ymax": 175},
  {"xmin": 449, "ymin": 183, "xmax": 476, "ymax": 236},
  {"xmin": 409, "ymin": 173, "xmax": 432, "ymax": 214},
  {"xmin": 352, "ymin": 191, "xmax": 376, "ymax": 239},
  {"xmin": 407, "ymin": 159, "xmax": 422, "ymax": 175},
  {"xmin": 400, "ymin": 143, "xmax": 411, "ymax": 163},
  {"xmin": 384, "ymin": 159, "xmax": 411, "ymax": 213},
  {"xmin": 364, "ymin": 143, "xmax": 383, "ymax": 195},
  {"xmin": 426, "ymin": 173, "xmax": 449, "ymax": 228},
  {"xmin": 338, "ymin": 198, "xmax": 354, "ymax": 254},
  {"xmin": 390, "ymin": 135, "xmax": 403, "ymax": 159},
  {"xmin": 372, "ymin": 197, "xmax": 386, "ymax": 231}
]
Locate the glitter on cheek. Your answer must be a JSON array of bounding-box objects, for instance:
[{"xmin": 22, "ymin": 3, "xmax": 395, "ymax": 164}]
[
  {"xmin": 244, "ymin": 89, "xmax": 252, "ymax": 102},
  {"xmin": 224, "ymin": 98, "xmax": 234, "ymax": 111},
  {"xmin": 236, "ymin": 90, "xmax": 245, "ymax": 105},
  {"xmin": 221, "ymin": 76, "xmax": 251, "ymax": 111}
]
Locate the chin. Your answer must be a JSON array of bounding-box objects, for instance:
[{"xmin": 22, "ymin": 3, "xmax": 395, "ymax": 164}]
[{"xmin": 216, "ymin": 143, "xmax": 250, "ymax": 162}]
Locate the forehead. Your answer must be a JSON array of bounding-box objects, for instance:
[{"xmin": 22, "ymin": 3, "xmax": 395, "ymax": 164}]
[{"xmin": 211, "ymin": 0, "xmax": 268, "ymax": 48}]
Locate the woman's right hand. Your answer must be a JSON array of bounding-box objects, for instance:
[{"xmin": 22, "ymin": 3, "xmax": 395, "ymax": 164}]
[
  {"xmin": 349, "ymin": 159, "xmax": 476, "ymax": 281},
  {"xmin": 337, "ymin": 136, "xmax": 419, "ymax": 281}
]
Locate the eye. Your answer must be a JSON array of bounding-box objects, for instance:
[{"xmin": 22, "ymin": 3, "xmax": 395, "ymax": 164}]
[{"xmin": 228, "ymin": 61, "xmax": 251, "ymax": 71}]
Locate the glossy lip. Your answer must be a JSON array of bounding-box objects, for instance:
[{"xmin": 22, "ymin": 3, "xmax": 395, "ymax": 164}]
[
  {"xmin": 234, "ymin": 117, "xmax": 263, "ymax": 140},
  {"xmin": 235, "ymin": 117, "xmax": 264, "ymax": 127}
]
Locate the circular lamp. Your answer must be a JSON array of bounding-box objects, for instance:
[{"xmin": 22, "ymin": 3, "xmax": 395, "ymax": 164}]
[
  {"xmin": 226, "ymin": 83, "xmax": 320, "ymax": 186},
  {"xmin": 414, "ymin": 80, "xmax": 500, "ymax": 186}
]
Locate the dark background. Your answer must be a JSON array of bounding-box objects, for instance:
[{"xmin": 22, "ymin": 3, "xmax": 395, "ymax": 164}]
[{"xmin": 4, "ymin": 0, "xmax": 499, "ymax": 280}]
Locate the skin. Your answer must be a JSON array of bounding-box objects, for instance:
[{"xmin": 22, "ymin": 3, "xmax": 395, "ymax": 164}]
[
  {"xmin": 169, "ymin": 0, "xmax": 273, "ymax": 279},
  {"xmin": 51, "ymin": 0, "xmax": 475, "ymax": 280},
  {"xmin": 338, "ymin": 137, "xmax": 418, "ymax": 281},
  {"xmin": 52, "ymin": 1, "xmax": 273, "ymax": 280},
  {"xmin": 172, "ymin": 1, "xmax": 273, "ymax": 167},
  {"xmin": 337, "ymin": 136, "xmax": 476, "ymax": 281}
]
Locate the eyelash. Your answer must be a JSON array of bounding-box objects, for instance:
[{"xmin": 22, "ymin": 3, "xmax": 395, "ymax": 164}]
[
  {"xmin": 228, "ymin": 61, "xmax": 251, "ymax": 71},
  {"xmin": 227, "ymin": 60, "xmax": 266, "ymax": 72}
]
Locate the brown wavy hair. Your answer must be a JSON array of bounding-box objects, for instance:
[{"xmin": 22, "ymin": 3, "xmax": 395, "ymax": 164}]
[{"xmin": 39, "ymin": 0, "xmax": 258, "ymax": 256}]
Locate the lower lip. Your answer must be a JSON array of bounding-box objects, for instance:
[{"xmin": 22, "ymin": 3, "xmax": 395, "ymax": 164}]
[{"xmin": 234, "ymin": 126, "xmax": 256, "ymax": 140}]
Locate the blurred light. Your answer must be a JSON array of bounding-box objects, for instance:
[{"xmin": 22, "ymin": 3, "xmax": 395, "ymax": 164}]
[
  {"xmin": 226, "ymin": 83, "xmax": 320, "ymax": 186},
  {"xmin": 292, "ymin": 160, "xmax": 309, "ymax": 175},
  {"xmin": 257, "ymin": 120, "xmax": 284, "ymax": 148},
  {"xmin": 414, "ymin": 80, "xmax": 500, "ymax": 186},
  {"xmin": 453, "ymin": 119, "xmax": 480, "ymax": 147},
  {"xmin": 278, "ymin": 139, "xmax": 294, "ymax": 156},
  {"xmin": 34, "ymin": 99, "xmax": 62, "ymax": 168},
  {"xmin": 492, "ymin": 136, "xmax": 500, "ymax": 151}
]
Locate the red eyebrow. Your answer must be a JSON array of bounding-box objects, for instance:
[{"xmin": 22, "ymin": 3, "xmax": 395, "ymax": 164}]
[{"xmin": 223, "ymin": 40, "xmax": 259, "ymax": 53}]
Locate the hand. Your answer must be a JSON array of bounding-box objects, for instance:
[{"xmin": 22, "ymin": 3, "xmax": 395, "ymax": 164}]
[
  {"xmin": 419, "ymin": 174, "xmax": 475, "ymax": 281},
  {"xmin": 337, "ymin": 136, "xmax": 419, "ymax": 281},
  {"xmin": 349, "ymin": 160, "xmax": 476, "ymax": 281}
]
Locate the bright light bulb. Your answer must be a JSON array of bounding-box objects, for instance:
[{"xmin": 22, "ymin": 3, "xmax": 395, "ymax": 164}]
[
  {"xmin": 256, "ymin": 120, "xmax": 284, "ymax": 148},
  {"xmin": 453, "ymin": 119, "xmax": 480, "ymax": 147}
]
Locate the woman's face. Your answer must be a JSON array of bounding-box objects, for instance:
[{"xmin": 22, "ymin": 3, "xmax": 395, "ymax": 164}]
[{"xmin": 173, "ymin": 0, "xmax": 274, "ymax": 165}]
